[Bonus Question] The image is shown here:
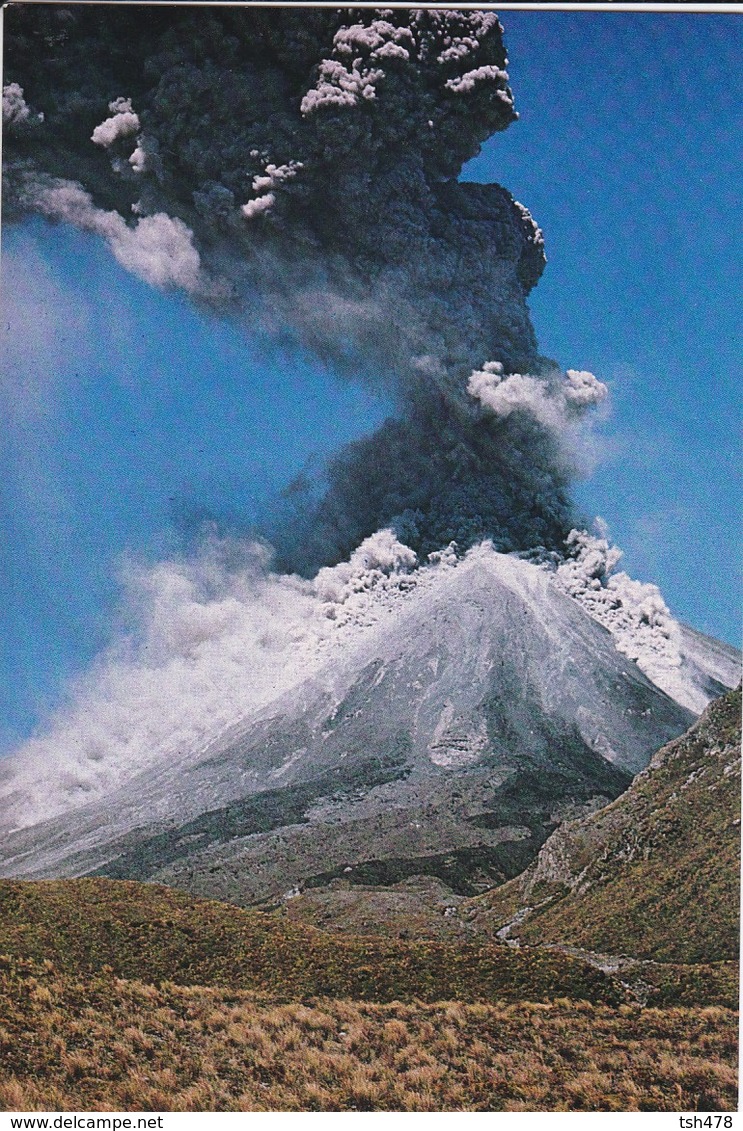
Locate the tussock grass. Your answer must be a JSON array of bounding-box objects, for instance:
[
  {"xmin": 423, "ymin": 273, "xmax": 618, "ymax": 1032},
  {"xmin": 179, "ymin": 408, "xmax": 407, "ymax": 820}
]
[
  {"xmin": 0, "ymin": 955, "xmax": 737, "ymax": 1112},
  {"xmin": 641, "ymin": 961, "xmax": 739, "ymax": 1010}
]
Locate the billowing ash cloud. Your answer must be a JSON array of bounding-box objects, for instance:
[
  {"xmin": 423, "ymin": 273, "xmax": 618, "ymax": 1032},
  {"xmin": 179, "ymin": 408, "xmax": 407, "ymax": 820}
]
[
  {"xmin": 2, "ymin": 5, "xmax": 602, "ymax": 571},
  {"xmin": 2, "ymin": 8, "xmax": 732, "ymax": 836}
]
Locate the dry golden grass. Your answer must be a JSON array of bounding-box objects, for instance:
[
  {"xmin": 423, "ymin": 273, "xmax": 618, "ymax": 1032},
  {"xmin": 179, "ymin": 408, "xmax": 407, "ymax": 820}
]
[{"xmin": 0, "ymin": 955, "xmax": 737, "ymax": 1112}]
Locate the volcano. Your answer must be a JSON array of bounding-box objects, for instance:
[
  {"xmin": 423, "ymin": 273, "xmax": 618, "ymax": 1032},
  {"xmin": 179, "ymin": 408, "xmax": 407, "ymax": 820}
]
[
  {"xmin": 0, "ymin": 544, "xmax": 737, "ymax": 904},
  {"xmin": 1, "ymin": 7, "xmax": 739, "ymax": 917}
]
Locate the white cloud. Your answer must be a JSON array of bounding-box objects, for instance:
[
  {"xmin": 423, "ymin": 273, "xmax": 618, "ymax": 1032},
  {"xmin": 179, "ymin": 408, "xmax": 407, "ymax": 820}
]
[
  {"xmin": 467, "ymin": 360, "xmax": 609, "ymax": 475},
  {"xmin": 91, "ymin": 112, "xmax": 139, "ymax": 148},
  {"xmin": 552, "ymin": 528, "xmax": 687, "ymax": 701},
  {"xmin": 241, "ymin": 192, "xmax": 275, "ymax": 220},
  {"xmin": 129, "ymin": 146, "xmax": 147, "ymax": 173},
  {"xmin": 564, "ymin": 368, "xmax": 609, "ymax": 409},
  {"xmin": 2, "ymin": 82, "xmax": 30, "ymax": 125},
  {"xmin": 445, "ymin": 65, "xmax": 510, "ymax": 96},
  {"xmin": 468, "ymin": 363, "xmax": 559, "ymax": 428},
  {"xmin": 111, "ymin": 213, "xmax": 203, "ymax": 291},
  {"xmin": 251, "ymin": 161, "xmax": 303, "ymax": 194},
  {"xmin": 0, "ymin": 527, "xmax": 425, "ymax": 829},
  {"xmin": 301, "ymin": 58, "xmax": 385, "ymax": 114},
  {"xmin": 24, "ymin": 177, "xmax": 210, "ymax": 296},
  {"xmin": 332, "ymin": 19, "xmax": 414, "ymax": 64},
  {"xmin": 315, "ymin": 529, "xmax": 417, "ymax": 607}
]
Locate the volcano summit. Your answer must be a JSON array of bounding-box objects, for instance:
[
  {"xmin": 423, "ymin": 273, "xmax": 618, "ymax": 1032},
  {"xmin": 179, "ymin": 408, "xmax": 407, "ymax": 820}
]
[{"xmin": 0, "ymin": 540, "xmax": 737, "ymax": 900}]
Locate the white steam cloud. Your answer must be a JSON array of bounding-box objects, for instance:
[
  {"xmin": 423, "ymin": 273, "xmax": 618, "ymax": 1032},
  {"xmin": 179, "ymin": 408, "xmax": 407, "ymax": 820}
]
[
  {"xmin": 300, "ymin": 18, "xmax": 419, "ymax": 114},
  {"xmin": 445, "ymin": 65, "xmax": 510, "ymax": 96},
  {"xmin": 2, "ymin": 81, "xmax": 43, "ymax": 128},
  {"xmin": 3, "ymin": 82, "xmax": 31, "ymax": 125},
  {"xmin": 467, "ymin": 361, "xmax": 608, "ymax": 472},
  {"xmin": 0, "ymin": 530, "xmax": 427, "ymax": 830},
  {"xmin": 550, "ymin": 528, "xmax": 698, "ymax": 709},
  {"xmin": 22, "ymin": 176, "xmax": 214, "ymax": 296},
  {"xmin": 90, "ymin": 97, "xmax": 140, "ymax": 148},
  {"xmin": 468, "ymin": 361, "xmax": 607, "ymax": 425}
]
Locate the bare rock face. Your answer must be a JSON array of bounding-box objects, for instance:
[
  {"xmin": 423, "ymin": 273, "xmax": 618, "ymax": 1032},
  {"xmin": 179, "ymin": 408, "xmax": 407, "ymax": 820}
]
[{"xmin": 0, "ymin": 551, "xmax": 698, "ymax": 905}]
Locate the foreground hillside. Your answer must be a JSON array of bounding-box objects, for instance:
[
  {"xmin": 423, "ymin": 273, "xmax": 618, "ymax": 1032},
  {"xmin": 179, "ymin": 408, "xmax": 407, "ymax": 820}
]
[
  {"xmin": 0, "ymin": 955, "xmax": 737, "ymax": 1112},
  {"xmin": 0, "ymin": 689, "xmax": 739, "ymax": 1111},
  {"xmin": 0, "ymin": 878, "xmax": 616, "ymax": 1006},
  {"xmin": 469, "ymin": 685, "xmax": 741, "ymax": 961},
  {"xmin": 0, "ymin": 871, "xmax": 737, "ymax": 1111}
]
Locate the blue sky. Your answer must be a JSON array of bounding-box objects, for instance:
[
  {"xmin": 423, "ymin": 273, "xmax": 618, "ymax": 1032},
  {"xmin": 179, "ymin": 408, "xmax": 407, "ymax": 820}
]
[
  {"xmin": 1, "ymin": 223, "xmax": 388, "ymax": 749},
  {"xmin": 1, "ymin": 10, "xmax": 740, "ymax": 752}
]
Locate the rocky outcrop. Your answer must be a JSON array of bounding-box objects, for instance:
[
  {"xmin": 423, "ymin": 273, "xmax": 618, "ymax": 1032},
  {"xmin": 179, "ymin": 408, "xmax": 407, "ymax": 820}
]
[{"xmin": 471, "ymin": 686, "xmax": 741, "ymax": 963}]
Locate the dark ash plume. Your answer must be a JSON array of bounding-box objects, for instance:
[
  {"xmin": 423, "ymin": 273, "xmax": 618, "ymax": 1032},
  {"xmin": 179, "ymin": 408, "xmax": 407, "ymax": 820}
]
[{"xmin": 3, "ymin": 6, "xmax": 597, "ymax": 569}]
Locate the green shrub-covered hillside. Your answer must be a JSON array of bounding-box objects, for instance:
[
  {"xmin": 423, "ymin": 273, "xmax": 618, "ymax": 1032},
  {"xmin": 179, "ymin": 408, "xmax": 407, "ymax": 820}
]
[
  {"xmin": 0, "ymin": 877, "xmax": 618, "ymax": 1005},
  {"xmin": 473, "ymin": 687, "xmax": 741, "ymax": 963}
]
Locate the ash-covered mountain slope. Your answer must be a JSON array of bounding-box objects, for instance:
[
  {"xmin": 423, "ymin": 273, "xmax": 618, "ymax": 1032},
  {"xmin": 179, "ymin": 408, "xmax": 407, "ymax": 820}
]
[
  {"xmin": 0, "ymin": 547, "xmax": 714, "ymax": 901},
  {"xmin": 676, "ymin": 624, "xmax": 741, "ymax": 710},
  {"xmin": 467, "ymin": 685, "xmax": 741, "ymax": 963}
]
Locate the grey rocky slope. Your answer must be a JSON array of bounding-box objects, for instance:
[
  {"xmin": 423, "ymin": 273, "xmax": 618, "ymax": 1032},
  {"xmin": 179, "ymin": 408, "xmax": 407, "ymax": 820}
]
[{"xmin": 0, "ymin": 548, "xmax": 716, "ymax": 902}]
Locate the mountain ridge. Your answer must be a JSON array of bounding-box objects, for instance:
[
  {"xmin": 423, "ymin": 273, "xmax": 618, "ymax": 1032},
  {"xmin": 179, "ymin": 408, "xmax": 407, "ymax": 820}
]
[
  {"xmin": 279, "ymin": 686, "xmax": 740, "ymax": 974},
  {"xmin": 464, "ymin": 684, "xmax": 741, "ymax": 963}
]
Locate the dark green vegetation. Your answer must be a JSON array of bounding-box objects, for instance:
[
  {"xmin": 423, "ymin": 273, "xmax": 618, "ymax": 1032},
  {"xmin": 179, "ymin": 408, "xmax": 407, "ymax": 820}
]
[
  {"xmin": 0, "ymin": 878, "xmax": 618, "ymax": 1006},
  {"xmin": 474, "ymin": 686, "xmax": 741, "ymax": 964},
  {"xmin": 294, "ymin": 756, "xmax": 632, "ymax": 897},
  {"xmin": 302, "ymin": 842, "xmax": 544, "ymax": 898}
]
